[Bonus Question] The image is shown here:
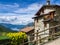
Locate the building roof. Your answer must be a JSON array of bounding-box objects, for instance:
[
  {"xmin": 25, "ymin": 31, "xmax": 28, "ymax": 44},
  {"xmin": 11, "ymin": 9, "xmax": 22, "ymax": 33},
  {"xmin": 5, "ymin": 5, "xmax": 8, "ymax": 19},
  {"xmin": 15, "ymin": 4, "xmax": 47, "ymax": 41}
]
[
  {"xmin": 35, "ymin": 5, "xmax": 60, "ymax": 15},
  {"xmin": 20, "ymin": 27, "xmax": 34, "ymax": 33},
  {"xmin": 33, "ymin": 11, "xmax": 55, "ymax": 19}
]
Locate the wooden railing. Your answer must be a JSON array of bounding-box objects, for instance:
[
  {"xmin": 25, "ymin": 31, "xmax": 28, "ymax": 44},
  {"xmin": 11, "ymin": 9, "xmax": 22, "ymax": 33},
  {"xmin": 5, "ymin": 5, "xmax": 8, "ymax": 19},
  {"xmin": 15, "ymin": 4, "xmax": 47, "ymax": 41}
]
[{"xmin": 22, "ymin": 24, "xmax": 60, "ymax": 45}]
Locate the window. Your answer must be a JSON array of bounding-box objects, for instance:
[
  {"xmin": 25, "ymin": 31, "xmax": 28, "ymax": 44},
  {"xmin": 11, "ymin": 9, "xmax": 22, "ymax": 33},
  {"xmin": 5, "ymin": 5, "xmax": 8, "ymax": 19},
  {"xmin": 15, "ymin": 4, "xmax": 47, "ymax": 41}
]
[
  {"xmin": 37, "ymin": 30, "xmax": 38, "ymax": 32},
  {"xmin": 44, "ymin": 15, "xmax": 50, "ymax": 20},
  {"xmin": 36, "ymin": 30, "xmax": 39, "ymax": 39},
  {"xmin": 44, "ymin": 22, "xmax": 47, "ymax": 27},
  {"xmin": 37, "ymin": 18, "xmax": 38, "ymax": 23}
]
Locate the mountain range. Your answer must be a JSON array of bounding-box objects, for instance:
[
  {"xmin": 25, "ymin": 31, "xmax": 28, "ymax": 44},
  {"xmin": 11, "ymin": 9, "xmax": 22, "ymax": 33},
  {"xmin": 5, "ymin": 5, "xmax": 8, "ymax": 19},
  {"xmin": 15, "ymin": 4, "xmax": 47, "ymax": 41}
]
[
  {"xmin": 0, "ymin": 22, "xmax": 34, "ymax": 31},
  {"xmin": 0, "ymin": 24, "xmax": 15, "ymax": 32},
  {"xmin": 0, "ymin": 15, "xmax": 34, "ymax": 31},
  {"xmin": 0, "ymin": 23, "xmax": 26, "ymax": 31}
]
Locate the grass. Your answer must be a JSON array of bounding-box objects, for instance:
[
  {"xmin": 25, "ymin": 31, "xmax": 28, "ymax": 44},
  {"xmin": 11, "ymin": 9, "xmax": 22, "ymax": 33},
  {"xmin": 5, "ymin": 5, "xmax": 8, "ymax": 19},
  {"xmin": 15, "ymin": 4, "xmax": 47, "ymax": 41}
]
[{"xmin": 0, "ymin": 36, "xmax": 9, "ymax": 40}]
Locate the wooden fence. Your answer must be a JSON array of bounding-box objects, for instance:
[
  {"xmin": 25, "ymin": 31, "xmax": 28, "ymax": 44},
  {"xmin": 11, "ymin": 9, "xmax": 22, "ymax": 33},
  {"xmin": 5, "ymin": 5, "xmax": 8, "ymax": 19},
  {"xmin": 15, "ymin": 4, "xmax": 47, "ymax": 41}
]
[{"xmin": 21, "ymin": 24, "xmax": 60, "ymax": 45}]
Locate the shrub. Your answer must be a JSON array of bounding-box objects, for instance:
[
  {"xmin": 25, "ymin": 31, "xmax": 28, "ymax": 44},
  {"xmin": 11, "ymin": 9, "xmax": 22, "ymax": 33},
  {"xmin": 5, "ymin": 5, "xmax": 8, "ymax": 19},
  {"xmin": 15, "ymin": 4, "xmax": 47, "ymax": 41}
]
[{"xmin": 7, "ymin": 32, "xmax": 27, "ymax": 45}]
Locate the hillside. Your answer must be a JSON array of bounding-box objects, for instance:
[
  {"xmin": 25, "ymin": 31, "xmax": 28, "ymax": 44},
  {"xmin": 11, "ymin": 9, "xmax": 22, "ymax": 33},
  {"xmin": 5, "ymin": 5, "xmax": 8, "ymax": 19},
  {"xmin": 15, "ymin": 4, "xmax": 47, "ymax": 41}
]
[
  {"xmin": 0, "ymin": 23, "xmax": 26, "ymax": 31},
  {"xmin": 26, "ymin": 22, "xmax": 34, "ymax": 26},
  {"xmin": 0, "ymin": 25, "xmax": 15, "ymax": 32},
  {"xmin": 0, "ymin": 22, "xmax": 34, "ymax": 31}
]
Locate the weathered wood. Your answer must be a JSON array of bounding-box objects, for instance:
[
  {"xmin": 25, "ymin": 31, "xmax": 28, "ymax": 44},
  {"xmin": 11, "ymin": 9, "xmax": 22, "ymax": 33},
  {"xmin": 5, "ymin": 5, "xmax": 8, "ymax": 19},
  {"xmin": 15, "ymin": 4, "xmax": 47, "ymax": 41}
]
[
  {"xmin": 22, "ymin": 24, "xmax": 60, "ymax": 45},
  {"xmin": 32, "ymin": 24, "xmax": 60, "ymax": 35},
  {"xmin": 22, "ymin": 31, "xmax": 60, "ymax": 45}
]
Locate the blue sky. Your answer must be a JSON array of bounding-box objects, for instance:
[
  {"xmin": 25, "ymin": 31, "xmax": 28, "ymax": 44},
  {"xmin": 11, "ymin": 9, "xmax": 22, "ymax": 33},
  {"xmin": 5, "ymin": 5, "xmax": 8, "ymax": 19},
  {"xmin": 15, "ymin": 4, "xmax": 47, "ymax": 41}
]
[
  {"xmin": 0, "ymin": 0, "xmax": 60, "ymax": 25},
  {"xmin": 0, "ymin": 0, "xmax": 60, "ymax": 15},
  {"xmin": 0, "ymin": 0, "xmax": 44, "ymax": 14}
]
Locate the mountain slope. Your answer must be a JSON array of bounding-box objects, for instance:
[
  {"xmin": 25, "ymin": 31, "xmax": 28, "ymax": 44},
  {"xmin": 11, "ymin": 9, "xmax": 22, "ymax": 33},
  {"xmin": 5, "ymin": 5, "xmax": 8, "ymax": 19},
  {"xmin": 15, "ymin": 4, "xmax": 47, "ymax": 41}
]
[
  {"xmin": 0, "ymin": 22, "xmax": 33, "ymax": 30},
  {"xmin": 0, "ymin": 25, "xmax": 15, "ymax": 32},
  {"xmin": 0, "ymin": 22, "xmax": 34, "ymax": 31},
  {"xmin": 26, "ymin": 22, "xmax": 34, "ymax": 26},
  {"xmin": 0, "ymin": 23, "xmax": 26, "ymax": 31}
]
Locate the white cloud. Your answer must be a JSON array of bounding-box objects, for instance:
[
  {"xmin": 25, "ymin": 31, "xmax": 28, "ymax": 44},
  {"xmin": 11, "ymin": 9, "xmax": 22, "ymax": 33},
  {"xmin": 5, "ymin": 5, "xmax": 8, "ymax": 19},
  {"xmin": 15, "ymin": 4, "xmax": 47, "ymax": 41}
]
[
  {"xmin": 55, "ymin": 3, "xmax": 60, "ymax": 6},
  {"xmin": 11, "ymin": 28, "xmax": 19, "ymax": 31},
  {"xmin": 2, "ymin": 3, "xmax": 19, "ymax": 8},
  {"xmin": 14, "ymin": 3, "xmax": 42, "ymax": 15},
  {"xmin": 0, "ymin": 15, "xmax": 34, "ymax": 25},
  {"xmin": 0, "ymin": 3, "xmax": 42, "ymax": 25},
  {"xmin": 0, "ymin": 3, "xmax": 19, "ymax": 12}
]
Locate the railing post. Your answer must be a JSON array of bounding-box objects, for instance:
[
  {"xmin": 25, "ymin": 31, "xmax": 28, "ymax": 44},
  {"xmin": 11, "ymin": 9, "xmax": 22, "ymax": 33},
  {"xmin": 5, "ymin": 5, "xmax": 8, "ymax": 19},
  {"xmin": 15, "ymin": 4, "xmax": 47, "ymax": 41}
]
[{"xmin": 28, "ymin": 35, "xmax": 31, "ymax": 45}]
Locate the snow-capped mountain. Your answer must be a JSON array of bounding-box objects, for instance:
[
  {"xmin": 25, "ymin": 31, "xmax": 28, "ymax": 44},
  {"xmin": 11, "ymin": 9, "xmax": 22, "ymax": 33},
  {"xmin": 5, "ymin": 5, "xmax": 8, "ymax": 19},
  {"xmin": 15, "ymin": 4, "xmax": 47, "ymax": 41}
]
[{"xmin": 0, "ymin": 15, "xmax": 33, "ymax": 31}]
